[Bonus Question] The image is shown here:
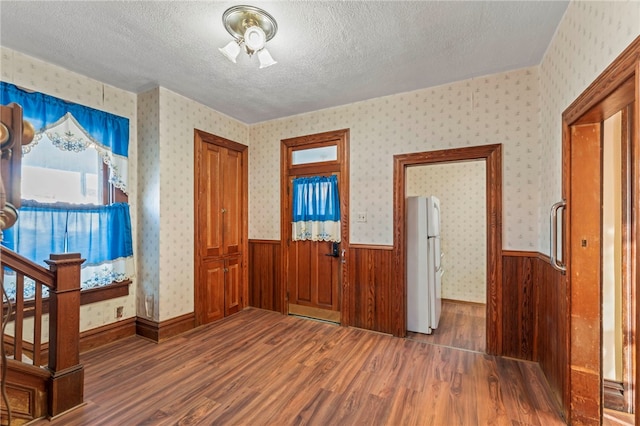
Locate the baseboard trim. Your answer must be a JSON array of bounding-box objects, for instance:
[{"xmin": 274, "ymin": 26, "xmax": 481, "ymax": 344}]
[
  {"xmin": 136, "ymin": 313, "xmax": 196, "ymax": 343},
  {"xmin": 80, "ymin": 317, "xmax": 137, "ymax": 354}
]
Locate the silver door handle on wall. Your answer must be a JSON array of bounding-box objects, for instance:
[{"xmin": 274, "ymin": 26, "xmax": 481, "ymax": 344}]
[{"xmin": 550, "ymin": 200, "xmax": 566, "ymax": 273}]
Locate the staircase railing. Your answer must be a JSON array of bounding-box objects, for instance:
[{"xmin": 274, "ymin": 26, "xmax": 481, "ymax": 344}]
[
  {"xmin": 2, "ymin": 247, "xmax": 54, "ymax": 367},
  {"xmin": 1, "ymin": 245, "xmax": 85, "ymax": 420}
]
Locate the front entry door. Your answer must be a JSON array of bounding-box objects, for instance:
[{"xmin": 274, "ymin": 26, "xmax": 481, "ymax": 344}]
[
  {"xmin": 287, "ymin": 176, "xmax": 341, "ymax": 323},
  {"xmin": 281, "ymin": 129, "xmax": 350, "ymax": 324}
]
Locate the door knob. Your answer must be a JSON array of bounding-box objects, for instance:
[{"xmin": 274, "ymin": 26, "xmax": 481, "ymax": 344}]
[{"xmin": 325, "ymin": 241, "xmax": 340, "ymax": 257}]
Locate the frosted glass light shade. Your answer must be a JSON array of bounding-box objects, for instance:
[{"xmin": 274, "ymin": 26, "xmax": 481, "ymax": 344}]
[
  {"xmin": 219, "ymin": 41, "xmax": 241, "ymax": 63},
  {"xmin": 244, "ymin": 26, "xmax": 266, "ymax": 52},
  {"xmin": 257, "ymin": 48, "xmax": 277, "ymax": 69}
]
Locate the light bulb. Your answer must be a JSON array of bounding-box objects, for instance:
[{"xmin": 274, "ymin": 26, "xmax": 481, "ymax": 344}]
[{"xmin": 244, "ymin": 26, "xmax": 266, "ymax": 52}]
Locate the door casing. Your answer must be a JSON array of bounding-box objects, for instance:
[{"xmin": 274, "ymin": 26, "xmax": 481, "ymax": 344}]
[
  {"xmin": 393, "ymin": 144, "xmax": 503, "ymax": 352},
  {"xmin": 280, "ymin": 129, "xmax": 350, "ymax": 324}
]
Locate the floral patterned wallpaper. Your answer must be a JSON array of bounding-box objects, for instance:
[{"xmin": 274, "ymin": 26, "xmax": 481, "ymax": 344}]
[
  {"xmin": 407, "ymin": 162, "xmax": 486, "ymax": 303},
  {"xmin": 139, "ymin": 88, "xmax": 248, "ymax": 321},
  {"xmin": 249, "ymin": 67, "xmax": 539, "ymax": 251},
  {"xmin": 0, "ymin": 46, "xmax": 138, "ymax": 331},
  {"xmin": 165, "ymin": 89, "xmax": 247, "ymax": 321},
  {"xmin": 1, "ymin": 0, "xmax": 638, "ymax": 326},
  {"xmin": 537, "ymin": 1, "xmax": 640, "ymax": 253}
]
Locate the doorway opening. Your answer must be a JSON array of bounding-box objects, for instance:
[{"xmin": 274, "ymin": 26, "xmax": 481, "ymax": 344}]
[
  {"xmin": 405, "ymin": 160, "xmax": 487, "ymax": 352},
  {"xmin": 392, "ymin": 144, "xmax": 502, "ymax": 355},
  {"xmin": 560, "ymin": 38, "xmax": 639, "ymax": 424}
]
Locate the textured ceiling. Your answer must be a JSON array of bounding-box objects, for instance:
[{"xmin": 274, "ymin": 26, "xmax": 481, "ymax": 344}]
[{"xmin": 0, "ymin": 1, "xmax": 568, "ymax": 124}]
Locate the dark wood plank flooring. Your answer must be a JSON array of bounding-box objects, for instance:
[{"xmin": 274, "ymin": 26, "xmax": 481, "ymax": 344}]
[
  {"xmin": 33, "ymin": 307, "xmax": 565, "ymax": 425},
  {"xmin": 407, "ymin": 299, "xmax": 486, "ymax": 352}
]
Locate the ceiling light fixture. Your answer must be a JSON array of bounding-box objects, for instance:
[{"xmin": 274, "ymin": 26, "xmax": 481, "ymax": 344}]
[{"xmin": 219, "ymin": 5, "xmax": 278, "ymax": 69}]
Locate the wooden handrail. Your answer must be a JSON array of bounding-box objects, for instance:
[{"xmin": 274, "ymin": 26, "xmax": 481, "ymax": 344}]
[
  {"xmin": 1, "ymin": 246, "xmax": 55, "ymax": 288},
  {"xmin": 1, "ymin": 249, "xmax": 85, "ymax": 417}
]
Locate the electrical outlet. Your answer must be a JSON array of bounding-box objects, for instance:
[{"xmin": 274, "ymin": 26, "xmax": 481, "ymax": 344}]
[
  {"xmin": 357, "ymin": 212, "xmax": 367, "ymax": 223},
  {"xmin": 116, "ymin": 306, "xmax": 124, "ymax": 319}
]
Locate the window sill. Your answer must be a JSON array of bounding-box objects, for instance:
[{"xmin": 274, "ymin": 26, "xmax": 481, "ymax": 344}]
[{"xmin": 3, "ymin": 280, "xmax": 131, "ymax": 318}]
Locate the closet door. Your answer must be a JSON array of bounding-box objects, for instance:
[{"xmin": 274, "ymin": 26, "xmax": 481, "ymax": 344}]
[
  {"xmin": 222, "ymin": 148, "xmax": 242, "ymax": 255},
  {"xmin": 200, "ymin": 259, "xmax": 225, "ymax": 322},
  {"xmin": 195, "ymin": 130, "xmax": 248, "ymax": 326},
  {"xmin": 199, "ymin": 142, "xmax": 224, "ymax": 258},
  {"xmin": 225, "ymin": 256, "xmax": 242, "ymax": 316}
]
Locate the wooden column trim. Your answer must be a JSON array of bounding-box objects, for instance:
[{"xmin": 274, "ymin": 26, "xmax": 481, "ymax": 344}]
[{"xmin": 44, "ymin": 252, "xmax": 85, "ymax": 417}]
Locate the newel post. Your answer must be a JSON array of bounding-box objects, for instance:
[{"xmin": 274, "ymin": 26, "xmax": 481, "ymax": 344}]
[{"xmin": 45, "ymin": 253, "xmax": 85, "ymax": 417}]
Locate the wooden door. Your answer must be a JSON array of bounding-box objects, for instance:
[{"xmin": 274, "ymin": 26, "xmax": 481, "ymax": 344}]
[
  {"xmin": 194, "ymin": 129, "xmax": 248, "ymax": 326},
  {"xmin": 281, "ymin": 129, "xmax": 350, "ymax": 324},
  {"xmin": 287, "ymin": 177, "xmax": 341, "ymax": 323},
  {"xmin": 199, "ymin": 142, "xmax": 223, "ymax": 258},
  {"xmin": 225, "ymin": 256, "xmax": 241, "ymax": 316},
  {"xmin": 223, "ymin": 149, "xmax": 242, "ymax": 255},
  {"xmin": 200, "ymin": 258, "xmax": 225, "ymax": 322}
]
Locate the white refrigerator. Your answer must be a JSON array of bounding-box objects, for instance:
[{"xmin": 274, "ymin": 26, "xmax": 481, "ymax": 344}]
[{"xmin": 406, "ymin": 196, "xmax": 443, "ymax": 334}]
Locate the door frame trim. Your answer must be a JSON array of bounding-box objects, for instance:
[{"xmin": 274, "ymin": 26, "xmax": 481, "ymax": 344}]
[
  {"xmin": 392, "ymin": 144, "xmax": 502, "ymax": 354},
  {"xmin": 280, "ymin": 129, "xmax": 350, "ymax": 324},
  {"xmin": 561, "ymin": 37, "xmax": 640, "ymax": 424}
]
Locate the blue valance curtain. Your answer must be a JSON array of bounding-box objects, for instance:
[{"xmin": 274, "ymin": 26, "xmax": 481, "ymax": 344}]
[
  {"xmin": 292, "ymin": 175, "xmax": 341, "ymax": 242},
  {"xmin": 0, "ymin": 82, "xmax": 130, "ymax": 192}
]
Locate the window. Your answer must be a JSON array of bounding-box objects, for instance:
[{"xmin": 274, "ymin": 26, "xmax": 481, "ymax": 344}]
[
  {"xmin": 22, "ymin": 135, "xmax": 103, "ymax": 205},
  {"xmin": 1, "ymin": 82, "xmax": 133, "ymax": 300},
  {"xmin": 291, "ymin": 145, "xmax": 338, "ymax": 165}
]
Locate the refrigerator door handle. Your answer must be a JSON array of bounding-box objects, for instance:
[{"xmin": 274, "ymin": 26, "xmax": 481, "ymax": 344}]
[{"xmin": 549, "ymin": 200, "xmax": 566, "ymax": 273}]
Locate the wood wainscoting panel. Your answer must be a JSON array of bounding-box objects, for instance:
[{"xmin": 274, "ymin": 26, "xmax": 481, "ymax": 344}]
[
  {"xmin": 1, "ymin": 360, "xmax": 49, "ymax": 425},
  {"xmin": 248, "ymin": 240, "xmax": 282, "ymax": 313},
  {"xmin": 533, "ymin": 252, "xmax": 568, "ymax": 417},
  {"xmin": 502, "ymin": 251, "xmax": 538, "ymax": 360},
  {"xmin": 349, "ymin": 245, "xmax": 393, "ymax": 334},
  {"xmin": 501, "ymin": 250, "xmax": 567, "ymax": 415}
]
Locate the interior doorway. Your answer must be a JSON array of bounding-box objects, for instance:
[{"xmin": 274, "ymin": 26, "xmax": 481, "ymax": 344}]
[
  {"xmin": 405, "ymin": 160, "xmax": 487, "ymax": 352},
  {"xmin": 601, "ymin": 110, "xmax": 633, "ymax": 416},
  {"xmin": 559, "ymin": 38, "xmax": 639, "ymax": 424},
  {"xmin": 392, "ymin": 144, "xmax": 502, "ymax": 354}
]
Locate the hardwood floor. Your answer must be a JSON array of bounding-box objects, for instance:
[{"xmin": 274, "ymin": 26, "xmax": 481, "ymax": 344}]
[
  {"xmin": 31, "ymin": 307, "xmax": 564, "ymax": 425},
  {"xmin": 407, "ymin": 299, "xmax": 486, "ymax": 352}
]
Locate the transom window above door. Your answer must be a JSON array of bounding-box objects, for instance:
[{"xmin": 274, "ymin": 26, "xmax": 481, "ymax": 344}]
[{"xmin": 291, "ymin": 145, "xmax": 337, "ymax": 165}]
